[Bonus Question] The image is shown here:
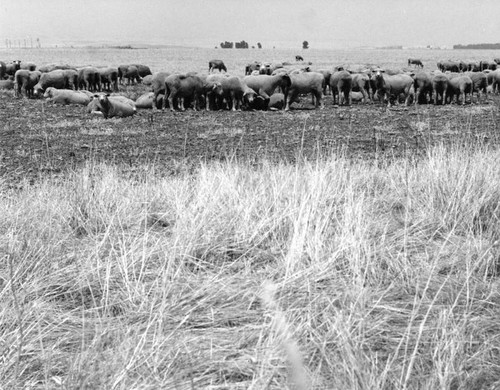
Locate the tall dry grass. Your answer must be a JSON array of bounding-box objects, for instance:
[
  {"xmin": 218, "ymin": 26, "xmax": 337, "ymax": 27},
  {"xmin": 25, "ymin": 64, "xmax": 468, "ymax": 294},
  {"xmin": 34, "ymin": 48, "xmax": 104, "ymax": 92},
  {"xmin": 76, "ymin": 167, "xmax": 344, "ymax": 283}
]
[{"xmin": 1, "ymin": 143, "xmax": 500, "ymax": 389}]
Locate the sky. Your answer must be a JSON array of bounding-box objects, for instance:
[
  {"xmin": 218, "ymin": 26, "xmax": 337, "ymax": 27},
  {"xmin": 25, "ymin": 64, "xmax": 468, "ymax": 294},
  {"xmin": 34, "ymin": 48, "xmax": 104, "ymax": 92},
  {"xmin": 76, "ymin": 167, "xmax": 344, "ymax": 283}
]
[{"xmin": 1, "ymin": 0, "xmax": 500, "ymax": 49}]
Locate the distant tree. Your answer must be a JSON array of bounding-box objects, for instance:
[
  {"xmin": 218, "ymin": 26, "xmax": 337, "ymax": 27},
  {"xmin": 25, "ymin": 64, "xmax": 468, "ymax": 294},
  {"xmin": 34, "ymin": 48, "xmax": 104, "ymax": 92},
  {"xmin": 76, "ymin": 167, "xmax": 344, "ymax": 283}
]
[
  {"xmin": 235, "ymin": 40, "xmax": 249, "ymax": 49},
  {"xmin": 220, "ymin": 41, "xmax": 233, "ymax": 49},
  {"xmin": 302, "ymin": 40, "xmax": 309, "ymax": 49},
  {"xmin": 257, "ymin": 42, "xmax": 262, "ymax": 49}
]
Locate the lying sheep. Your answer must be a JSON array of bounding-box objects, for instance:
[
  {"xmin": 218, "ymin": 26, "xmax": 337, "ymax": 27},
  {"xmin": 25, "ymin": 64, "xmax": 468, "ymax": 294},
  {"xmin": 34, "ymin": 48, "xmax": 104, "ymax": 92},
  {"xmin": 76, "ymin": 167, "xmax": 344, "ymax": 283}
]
[
  {"xmin": 87, "ymin": 93, "xmax": 136, "ymax": 118},
  {"xmin": 43, "ymin": 87, "xmax": 92, "ymax": 105},
  {"xmin": 135, "ymin": 91, "xmax": 163, "ymax": 109}
]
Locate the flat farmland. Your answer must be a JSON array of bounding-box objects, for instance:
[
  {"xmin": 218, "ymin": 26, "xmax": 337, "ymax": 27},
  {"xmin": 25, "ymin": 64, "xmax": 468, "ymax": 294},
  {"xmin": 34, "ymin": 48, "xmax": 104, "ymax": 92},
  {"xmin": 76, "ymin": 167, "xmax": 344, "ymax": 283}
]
[
  {"xmin": 1, "ymin": 46, "xmax": 500, "ymax": 185},
  {"xmin": 2, "ymin": 47, "xmax": 500, "ymax": 389},
  {"xmin": 2, "ymin": 45, "xmax": 500, "ymax": 75}
]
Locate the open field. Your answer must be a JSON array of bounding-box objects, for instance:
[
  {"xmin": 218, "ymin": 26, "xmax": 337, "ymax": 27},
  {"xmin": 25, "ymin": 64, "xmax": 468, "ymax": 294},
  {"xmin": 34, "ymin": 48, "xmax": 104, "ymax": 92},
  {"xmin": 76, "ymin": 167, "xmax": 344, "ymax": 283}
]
[
  {"xmin": 3, "ymin": 46, "xmax": 500, "ymax": 75},
  {"xmin": 2, "ymin": 47, "xmax": 500, "ymax": 388}
]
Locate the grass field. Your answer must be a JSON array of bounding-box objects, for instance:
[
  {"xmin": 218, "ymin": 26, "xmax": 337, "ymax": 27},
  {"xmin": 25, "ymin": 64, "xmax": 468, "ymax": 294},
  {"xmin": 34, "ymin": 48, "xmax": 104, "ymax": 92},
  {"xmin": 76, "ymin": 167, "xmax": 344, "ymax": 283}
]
[{"xmin": 1, "ymin": 46, "xmax": 500, "ymax": 389}]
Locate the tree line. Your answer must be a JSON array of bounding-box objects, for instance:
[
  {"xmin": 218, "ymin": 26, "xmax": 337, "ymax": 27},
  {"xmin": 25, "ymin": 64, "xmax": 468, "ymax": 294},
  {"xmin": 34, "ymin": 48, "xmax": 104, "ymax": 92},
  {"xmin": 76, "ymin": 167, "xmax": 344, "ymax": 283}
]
[
  {"xmin": 218, "ymin": 40, "xmax": 310, "ymax": 49},
  {"xmin": 453, "ymin": 43, "xmax": 500, "ymax": 50},
  {"xmin": 219, "ymin": 41, "xmax": 262, "ymax": 49}
]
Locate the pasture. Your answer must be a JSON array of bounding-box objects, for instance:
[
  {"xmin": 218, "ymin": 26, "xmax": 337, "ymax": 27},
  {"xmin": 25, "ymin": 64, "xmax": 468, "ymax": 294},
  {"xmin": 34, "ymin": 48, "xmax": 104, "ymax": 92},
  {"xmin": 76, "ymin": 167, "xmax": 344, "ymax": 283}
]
[
  {"xmin": 1, "ymin": 46, "xmax": 500, "ymax": 389},
  {"xmin": 1, "ymin": 46, "xmax": 500, "ymax": 186}
]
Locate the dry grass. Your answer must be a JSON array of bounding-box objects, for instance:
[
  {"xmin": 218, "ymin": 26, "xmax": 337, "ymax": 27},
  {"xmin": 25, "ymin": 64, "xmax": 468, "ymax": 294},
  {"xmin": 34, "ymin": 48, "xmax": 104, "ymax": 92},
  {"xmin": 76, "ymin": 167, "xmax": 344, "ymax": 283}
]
[{"xmin": 1, "ymin": 143, "xmax": 500, "ymax": 389}]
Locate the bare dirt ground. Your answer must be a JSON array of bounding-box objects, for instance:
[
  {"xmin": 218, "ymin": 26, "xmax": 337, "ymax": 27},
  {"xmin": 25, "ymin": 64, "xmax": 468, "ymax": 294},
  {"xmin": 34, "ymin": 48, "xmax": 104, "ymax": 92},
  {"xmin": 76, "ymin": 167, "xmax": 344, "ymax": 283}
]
[{"xmin": 1, "ymin": 89, "xmax": 500, "ymax": 188}]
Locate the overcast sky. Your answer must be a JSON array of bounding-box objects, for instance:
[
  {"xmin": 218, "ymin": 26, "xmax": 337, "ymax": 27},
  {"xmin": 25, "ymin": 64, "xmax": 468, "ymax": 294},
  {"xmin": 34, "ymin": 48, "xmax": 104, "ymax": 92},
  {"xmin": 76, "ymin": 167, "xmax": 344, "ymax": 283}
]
[{"xmin": 1, "ymin": 0, "xmax": 500, "ymax": 49}]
